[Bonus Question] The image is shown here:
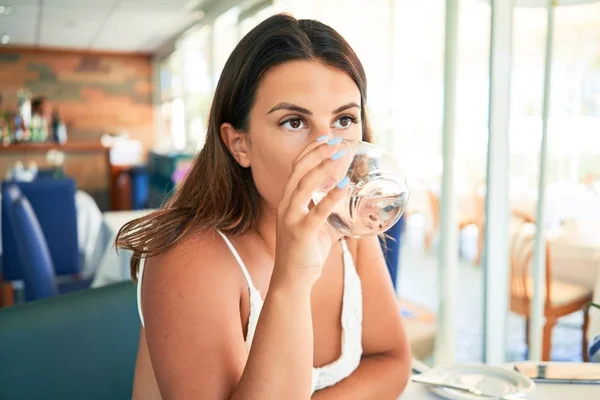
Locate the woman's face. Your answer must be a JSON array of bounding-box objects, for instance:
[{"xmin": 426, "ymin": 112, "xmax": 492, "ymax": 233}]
[{"xmin": 227, "ymin": 60, "xmax": 363, "ymax": 211}]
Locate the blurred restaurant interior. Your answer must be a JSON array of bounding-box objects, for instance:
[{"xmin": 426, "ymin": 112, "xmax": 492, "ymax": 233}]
[{"xmin": 1, "ymin": 0, "xmax": 600, "ymax": 398}]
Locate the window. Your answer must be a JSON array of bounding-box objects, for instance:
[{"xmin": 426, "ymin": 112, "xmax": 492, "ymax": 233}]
[
  {"xmin": 239, "ymin": 3, "xmax": 275, "ymax": 37},
  {"xmin": 181, "ymin": 25, "xmax": 213, "ymax": 151},
  {"xmin": 158, "ymin": 53, "xmax": 186, "ymax": 151},
  {"xmin": 157, "ymin": 0, "xmax": 600, "ymax": 184},
  {"xmin": 213, "ymin": 7, "xmax": 241, "ymax": 85}
]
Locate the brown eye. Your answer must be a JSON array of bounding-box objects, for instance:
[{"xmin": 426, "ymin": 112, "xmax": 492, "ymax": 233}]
[
  {"xmin": 281, "ymin": 117, "xmax": 306, "ymax": 131},
  {"xmin": 333, "ymin": 115, "xmax": 357, "ymax": 129},
  {"xmin": 289, "ymin": 118, "xmax": 302, "ymax": 129},
  {"xmin": 339, "ymin": 116, "xmax": 352, "ymax": 127}
]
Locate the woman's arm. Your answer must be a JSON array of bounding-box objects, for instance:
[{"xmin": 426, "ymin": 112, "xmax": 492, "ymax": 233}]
[
  {"xmin": 312, "ymin": 236, "xmax": 412, "ymax": 399},
  {"xmin": 232, "ymin": 274, "xmax": 314, "ymax": 399},
  {"xmin": 142, "ymin": 233, "xmax": 315, "ymax": 400}
]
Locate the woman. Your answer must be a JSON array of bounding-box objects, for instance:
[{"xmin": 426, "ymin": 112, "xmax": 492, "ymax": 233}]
[{"xmin": 118, "ymin": 14, "xmax": 411, "ymax": 399}]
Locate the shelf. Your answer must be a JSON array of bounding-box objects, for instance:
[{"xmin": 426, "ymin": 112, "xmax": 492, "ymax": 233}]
[{"xmin": 0, "ymin": 142, "xmax": 110, "ymax": 154}]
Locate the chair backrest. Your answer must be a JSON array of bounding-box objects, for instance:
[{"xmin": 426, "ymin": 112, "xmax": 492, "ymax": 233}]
[
  {"xmin": 2, "ymin": 178, "xmax": 80, "ymax": 280},
  {"xmin": 130, "ymin": 166, "xmax": 149, "ymax": 210},
  {"xmin": 0, "ymin": 282, "xmax": 140, "ymax": 399},
  {"xmin": 509, "ymin": 214, "xmax": 552, "ymax": 311},
  {"xmin": 4, "ymin": 185, "xmax": 58, "ymax": 301},
  {"xmin": 35, "ymin": 168, "xmax": 64, "ymax": 180}
]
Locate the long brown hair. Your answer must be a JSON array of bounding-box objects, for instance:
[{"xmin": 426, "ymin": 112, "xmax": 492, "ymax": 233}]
[{"xmin": 116, "ymin": 14, "xmax": 373, "ymax": 280}]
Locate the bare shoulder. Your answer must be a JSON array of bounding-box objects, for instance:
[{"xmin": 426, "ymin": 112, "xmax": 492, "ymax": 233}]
[
  {"xmin": 140, "ymin": 230, "xmax": 250, "ymax": 398},
  {"xmin": 143, "ymin": 229, "xmax": 240, "ymax": 289},
  {"xmin": 141, "ymin": 229, "xmax": 245, "ymax": 321}
]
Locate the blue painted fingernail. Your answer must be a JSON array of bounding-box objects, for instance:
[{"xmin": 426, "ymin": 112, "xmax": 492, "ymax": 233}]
[
  {"xmin": 316, "ymin": 135, "xmax": 329, "ymax": 142},
  {"xmin": 337, "ymin": 176, "xmax": 350, "ymax": 189},
  {"xmin": 330, "ymin": 149, "xmax": 346, "ymax": 161},
  {"xmin": 327, "ymin": 137, "xmax": 343, "ymax": 145}
]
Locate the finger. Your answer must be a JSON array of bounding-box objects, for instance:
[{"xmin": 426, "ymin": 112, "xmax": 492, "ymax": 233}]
[
  {"xmin": 304, "ymin": 176, "xmax": 350, "ymax": 230},
  {"xmin": 287, "ymin": 149, "xmax": 353, "ymax": 217},
  {"xmin": 279, "ymin": 137, "xmax": 345, "ymax": 210}
]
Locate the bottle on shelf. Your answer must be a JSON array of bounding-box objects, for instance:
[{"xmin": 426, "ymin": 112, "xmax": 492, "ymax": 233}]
[
  {"xmin": 30, "ymin": 114, "xmax": 49, "ymax": 142},
  {"xmin": 41, "ymin": 116, "xmax": 49, "ymax": 142},
  {"xmin": 30, "ymin": 114, "xmax": 40, "ymax": 142},
  {"xmin": 51, "ymin": 109, "xmax": 67, "ymax": 143},
  {"xmin": 0, "ymin": 95, "xmax": 11, "ymax": 146},
  {"xmin": 13, "ymin": 111, "xmax": 26, "ymax": 142},
  {"xmin": 12, "ymin": 90, "xmax": 31, "ymax": 142},
  {"xmin": 0, "ymin": 113, "xmax": 11, "ymax": 146}
]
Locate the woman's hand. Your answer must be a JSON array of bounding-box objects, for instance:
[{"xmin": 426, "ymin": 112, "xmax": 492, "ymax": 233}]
[{"xmin": 273, "ymin": 137, "xmax": 352, "ymax": 288}]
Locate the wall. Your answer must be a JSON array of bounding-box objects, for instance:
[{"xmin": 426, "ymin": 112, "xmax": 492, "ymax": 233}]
[{"xmin": 0, "ymin": 46, "xmax": 154, "ymax": 193}]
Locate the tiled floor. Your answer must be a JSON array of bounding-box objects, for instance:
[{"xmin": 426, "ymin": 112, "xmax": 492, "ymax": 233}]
[{"xmin": 397, "ymin": 216, "xmax": 585, "ymax": 363}]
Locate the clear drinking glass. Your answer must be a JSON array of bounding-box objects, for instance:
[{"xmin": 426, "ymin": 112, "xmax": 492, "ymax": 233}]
[{"xmin": 312, "ymin": 140, "xmax": 409, "ymax": 238}]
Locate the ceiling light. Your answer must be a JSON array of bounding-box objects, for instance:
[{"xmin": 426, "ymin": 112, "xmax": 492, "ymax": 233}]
[
  {"xmin": 0, "ymin": 5, "xmax": 11, "ymax": 15},
  {"xmin": 1, "ymin": 35, "xmax": 10, "ymax": 44}
]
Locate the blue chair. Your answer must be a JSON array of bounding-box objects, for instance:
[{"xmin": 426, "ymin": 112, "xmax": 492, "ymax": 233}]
[
  {"xmin": 2, "ymin": 178, "xmax": 80, "ymax": 281},
  {"xmin": 380, "ymin": 215, "xmax": 406, "ymax": 290},
  {"xmin": 0, "ymin": 282, "xmax": 140, "ymax": 399},
  {"xmin": 130, "ymin": 166, "xmax": 149, "ymax": 210},
  {"xmin": 4, "ymin": 185, "xmax": 58, "ymax": 301},
  {"xmin": 590, "ymin": 334, "xmax": 600, "ymax": 362}
]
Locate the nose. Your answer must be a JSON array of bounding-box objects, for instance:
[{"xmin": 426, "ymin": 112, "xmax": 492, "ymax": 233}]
[{"xmin": 312, "ymin": 127, "xmax": 333, "ymax": 142}]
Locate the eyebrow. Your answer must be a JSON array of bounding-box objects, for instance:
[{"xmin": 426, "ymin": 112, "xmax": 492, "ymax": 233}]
[
  {"xmin": 268, "ymin": 102, "xmax": 312, "ymax": 115},
  {"xmin": 267, "ymin": 102, "xmax": 361, "ymax": 115},
  {"xmin": 332, "ymin": 102, "xmax": 361, "ymax": 114}
]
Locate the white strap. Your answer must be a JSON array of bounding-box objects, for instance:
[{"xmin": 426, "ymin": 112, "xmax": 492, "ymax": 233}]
[
  {"xmin": 340, "ymin": 239, "xmax": 354, "ymax": 267},
  {"xmin": 137, "ymin": 258, "xmax": 146, "ymax": 327},
  {"xmin": 340, "ymin": 239, "xmax": 350, "ymax": 255},
  {"xmin": 216, "ymin": 230, "xmax": 257, "ymax": 291}
]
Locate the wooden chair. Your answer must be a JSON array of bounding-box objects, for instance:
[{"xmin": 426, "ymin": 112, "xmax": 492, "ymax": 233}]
[
  {"xmin": 472, "ymin": 190, "xmax": 486, "ymax": 265},
  {"xmin": 509, "ymin": 214, "xmax": 593, "ymax": 361},
  {"xmin": 424, "ymin": 189, "xmax": 485, "ymax": 266}
]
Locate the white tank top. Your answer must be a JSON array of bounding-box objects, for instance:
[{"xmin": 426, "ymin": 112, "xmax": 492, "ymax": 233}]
[{"xmin": 137, "ymin": 231, "xmax": 363, "ymax": 394}]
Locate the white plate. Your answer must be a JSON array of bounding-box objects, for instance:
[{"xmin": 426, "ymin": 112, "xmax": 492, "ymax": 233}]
[{"xmin": 420, "ymin": 363, "xmax": 536, "ymax": 400}]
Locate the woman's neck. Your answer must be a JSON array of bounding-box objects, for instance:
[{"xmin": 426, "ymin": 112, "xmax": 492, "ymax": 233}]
[{"xmin": 254, "ymin": 203, "xmax": 277, "ymax": 257}]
